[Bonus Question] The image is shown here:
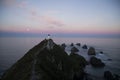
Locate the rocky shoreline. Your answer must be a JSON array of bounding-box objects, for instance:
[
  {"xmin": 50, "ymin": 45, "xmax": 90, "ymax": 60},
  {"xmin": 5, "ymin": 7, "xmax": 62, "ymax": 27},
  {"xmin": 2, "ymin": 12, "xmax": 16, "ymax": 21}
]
[
  {"xmin": 62, "ymin": 42, "xmax": 120, "ymax": 80},
  {"xmin": 0, "ymin": 39, "xmax": 120, "ymax": 80}
]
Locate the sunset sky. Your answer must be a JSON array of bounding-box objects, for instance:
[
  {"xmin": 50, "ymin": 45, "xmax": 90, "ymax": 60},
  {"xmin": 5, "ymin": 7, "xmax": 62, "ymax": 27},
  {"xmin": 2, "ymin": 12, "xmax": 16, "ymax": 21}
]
[{"xmin": 0, "ymin": 0, "xmax": 120, "ymax": 37}]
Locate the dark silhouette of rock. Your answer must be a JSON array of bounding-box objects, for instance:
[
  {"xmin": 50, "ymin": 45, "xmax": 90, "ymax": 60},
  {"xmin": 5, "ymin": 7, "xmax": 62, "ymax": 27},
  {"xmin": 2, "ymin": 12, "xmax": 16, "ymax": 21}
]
[
  {"xmin": 76, "ymin": 43, "xmax": 81, "ymax": 46},
  {"xmin": 104, "ymin": 71, "xmax": 114, "ymax": 80},
  {"xmin": 90, "ymin": 57, "xmax": 105, "ymax": 67},
  {"xmin": 69, "ymin": 53, "xmax": 88, "ymax": 80},
  {"xmin": 70, "ymin": 43, "xmax": 74, "ymax": 46},
  {"xmin": 107, "ymin": 59, "xmax": 112, "ymax": 61},
  {"xmin": 70, "ymin": 53, "xmax": 87, "ymax": 68},
  {"xmin": 73, "ymin": 72, "xmax": 85, "ymax": 80},
  {"xmin": 71, "ymin": 47, "xmax": 79, "ymax": 53},
  {"xmin": 1, "ymin": 39, "xmax": 87, "ymax": 80},
  {"xmin": 113, "ymin": 74, "xmax": 120, "ymax": 80},
  {"xmin": 100, "ymin": 51, "xmax": 103, "ymax": 54},
  {"xmin": 73, "ymin": 73, "xmax": 78, "ymax": 80},
  {"xmin": 82, "ymin": 45, "xmax": 88, "ymax": 49},
  {"xmin": 61, "ymin": 43, "xmax": 66, "ymax": 50},
  {"xmin": 88, "ymin": 47, "xmax": 96, "ymax": 55}
]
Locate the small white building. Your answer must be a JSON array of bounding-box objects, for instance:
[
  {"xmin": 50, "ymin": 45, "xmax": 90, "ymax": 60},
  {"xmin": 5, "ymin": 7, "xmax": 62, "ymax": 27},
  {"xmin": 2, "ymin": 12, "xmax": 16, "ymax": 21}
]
[{"xmin": 47, "ymin": 34, "xmax": 50, "ymax": 39}]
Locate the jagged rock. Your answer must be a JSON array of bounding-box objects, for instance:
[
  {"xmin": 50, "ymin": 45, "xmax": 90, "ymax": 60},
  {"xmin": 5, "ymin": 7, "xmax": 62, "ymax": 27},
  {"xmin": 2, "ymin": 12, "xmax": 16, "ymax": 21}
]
[
  {"xmin": 113, "ymin": 74, "xmax": 120, "ymax": 80},
  {"xmin": 70, "ymin": 53, "xmax": 87, "ymax": 80},
  {"xmin": 88, "ymin": 47, "xmax": 96, "ymax": 55},
  {"xmin": 61, "ymin": 43, "xmax": 66, "ymax": 47},
  {"xmin": 104, "ymin": 71, "xmax": 114, "ymax": 80},
  {"xmin": 76, "ymin": 43, "xmax": 81, "ymax": 46},
  {"xmin": 46, "ymin": 39, "xmax": 55, "ymax": 50},
  {"xmin": 90, "ymin": 57, "xmax": 105, "ymax": 67},
  {"xmin": 61, "ymin": 43, "xmax": 66, "ymax": 50},
  {"xmin": 73, "ymin": 72, "xmax": 85, "ymax": 80},
  {"xmin": 100, "ymin": 51, "xmax": 103, "ymax": 54},
  {"xmin": 82, "ymin": 45, "xmax": 87, "ymax": 49},
  {"xmin": 107, "ymin": 59, "xmax": 112, "ymax": 61},
  {"xmin": 71, "ymin": 47, "xmax": 79, "ymax": 53},
  {"xmin": 70, "ymin": 53, "xmax": 87, "ymax": 68},
  {"xmin": 1, "ymin": 39, "xmax": 86, "ymax": 80},
  {"xmin": 70, "ymin": 43, "xmax": 74, "ymax": 46}
]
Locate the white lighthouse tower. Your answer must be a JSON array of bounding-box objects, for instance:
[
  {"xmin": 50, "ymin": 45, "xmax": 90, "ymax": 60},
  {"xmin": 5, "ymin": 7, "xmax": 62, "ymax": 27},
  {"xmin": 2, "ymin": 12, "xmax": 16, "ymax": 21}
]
[{"xmin": 47, "ymin": 34, "xmax": 50, "ymax": 39}]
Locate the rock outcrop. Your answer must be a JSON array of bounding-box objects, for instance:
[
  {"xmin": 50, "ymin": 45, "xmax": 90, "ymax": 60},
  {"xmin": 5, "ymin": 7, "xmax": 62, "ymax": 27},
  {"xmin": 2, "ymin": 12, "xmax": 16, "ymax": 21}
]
[
  {"xmin": 70, "ymin": 53, "xmax": 87, "ymax": 68},
  {"xmin": 70, "ymin": 43, "xmax": 74, "ymax": 46},
  {"xmin": 1, "ymin": 39, "xmax": 87, "ymax": 80},
  {"xmin": 113, "ymin": 74, "xmax": 120, "ymax": 80},
  {"xmin": 88, "ymin": 47, "xmax": 96, "ymax": 55},
  {"xmin": 90, "ymin": 57, "xmax": 105, "ymax": 67},
  {"xmin": 61, "ymin": 43, "xmax": 66, "ymax": 50},
  {"xmin": 100, "ymin": 51, "xmax": 103, "ymax": 54},
  {"xmin": 76, "ymin": 43, "xmax": 81, "ymax": 46},
  {"xmin": 104, "ymin": 71, "xmax": 114, "ymax": 80},
  {"xmin": 71, "ymin": 47, "xmax": 79, "ymax": 53},
  {"xmin": 82, "ymin": 45, "xmax": 87, "ymax": 49},
  {"xmin": 70, "ymin": 53, "xmax": 87, "ymax": 80}
]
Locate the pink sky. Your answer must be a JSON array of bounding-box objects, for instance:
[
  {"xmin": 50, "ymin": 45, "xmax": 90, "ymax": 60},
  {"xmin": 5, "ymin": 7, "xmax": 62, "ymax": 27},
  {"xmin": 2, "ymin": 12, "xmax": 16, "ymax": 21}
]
[{"xmin": 0, "ymin": 0, "xmax": 120, "ymax": 37}]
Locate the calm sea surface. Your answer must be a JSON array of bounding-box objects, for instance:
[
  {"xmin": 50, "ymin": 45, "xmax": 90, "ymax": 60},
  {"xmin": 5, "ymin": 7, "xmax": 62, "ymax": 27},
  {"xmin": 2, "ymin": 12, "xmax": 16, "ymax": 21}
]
[{"xmin": 0, "ymin": 37, "xmax": 120, "ymax": 76}]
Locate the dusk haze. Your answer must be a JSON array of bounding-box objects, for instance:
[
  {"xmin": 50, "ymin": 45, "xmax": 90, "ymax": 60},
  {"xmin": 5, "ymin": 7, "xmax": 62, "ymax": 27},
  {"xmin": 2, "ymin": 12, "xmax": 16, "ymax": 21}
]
[
  {"xmin": 0, "ymin": 0, "xmax": 120, "ymax": 37},
  {"xmin": 0, "ymin": 0, "xmax": 120, "ymax": 80}
]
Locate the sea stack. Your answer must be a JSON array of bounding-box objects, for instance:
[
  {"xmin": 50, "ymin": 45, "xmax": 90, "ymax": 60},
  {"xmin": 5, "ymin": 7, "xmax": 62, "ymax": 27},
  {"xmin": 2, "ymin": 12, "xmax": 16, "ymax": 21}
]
[{"xmin": 88, "ymin": 47, "xmax": 96, "ymax": 55}]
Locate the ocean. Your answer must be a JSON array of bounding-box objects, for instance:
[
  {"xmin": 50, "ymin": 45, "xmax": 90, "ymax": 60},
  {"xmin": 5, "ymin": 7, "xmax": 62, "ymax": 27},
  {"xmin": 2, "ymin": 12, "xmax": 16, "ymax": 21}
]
[{"xmin": 0, "ymin": 37, "xmax": 120, "ymax": 77}]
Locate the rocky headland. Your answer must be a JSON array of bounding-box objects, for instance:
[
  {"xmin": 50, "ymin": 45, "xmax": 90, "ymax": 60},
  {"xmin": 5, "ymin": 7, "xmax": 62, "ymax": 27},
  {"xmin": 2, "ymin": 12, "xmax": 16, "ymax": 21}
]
[{"xmin": 1, "ymin": 39, "xmax": 120, "ymax": 80}]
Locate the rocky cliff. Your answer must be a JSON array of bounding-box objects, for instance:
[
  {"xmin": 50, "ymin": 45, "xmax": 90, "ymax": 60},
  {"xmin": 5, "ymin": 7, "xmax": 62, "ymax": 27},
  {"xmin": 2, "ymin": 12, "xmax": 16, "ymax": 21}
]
[{"xmin": 1, "ymin": 39, "xmax": 87, "ymax": 80}]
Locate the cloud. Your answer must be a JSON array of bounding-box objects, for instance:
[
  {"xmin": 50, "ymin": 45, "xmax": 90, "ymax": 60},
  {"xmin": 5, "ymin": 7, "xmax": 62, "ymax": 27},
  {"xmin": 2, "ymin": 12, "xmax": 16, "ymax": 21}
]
[
  {"xmin": 29, "ymin": 10, "xmax": 65, "ymax": 27},
  {"xmin": 17, "ymin": 1, "xmax": 27, "ymax": 8},
  {"xmin": 3, "ymin": 0, "xmax": 27, "ymax": 8},
  {"xmin": 41, "ymin": 15, "xmax": 64, "ymax": 27},
  {"xmin": 3, "ymin": 0, "xmax": 65, "ymax": 27}
]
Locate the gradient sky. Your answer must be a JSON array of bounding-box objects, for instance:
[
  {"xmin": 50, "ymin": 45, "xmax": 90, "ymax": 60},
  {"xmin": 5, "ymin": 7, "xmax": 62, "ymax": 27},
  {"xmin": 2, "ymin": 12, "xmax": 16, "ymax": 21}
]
[{"xmin": 0, "ymin": 0, "xmax": 120, "ymax": 37}]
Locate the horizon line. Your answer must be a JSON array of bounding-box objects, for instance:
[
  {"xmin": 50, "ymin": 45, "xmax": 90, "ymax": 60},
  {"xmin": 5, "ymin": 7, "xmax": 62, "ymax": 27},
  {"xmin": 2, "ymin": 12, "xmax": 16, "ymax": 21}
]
[{"xmin": 0, "ymin": 31, "xmax": 120, "ymax": 38}]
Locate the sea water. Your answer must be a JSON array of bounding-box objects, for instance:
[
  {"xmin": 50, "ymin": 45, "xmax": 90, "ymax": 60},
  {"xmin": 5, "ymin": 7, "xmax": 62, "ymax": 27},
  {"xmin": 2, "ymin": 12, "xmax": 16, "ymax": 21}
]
[{"xmin": 0, "ymin": 37, "xmax": 120, "ymax": 76}]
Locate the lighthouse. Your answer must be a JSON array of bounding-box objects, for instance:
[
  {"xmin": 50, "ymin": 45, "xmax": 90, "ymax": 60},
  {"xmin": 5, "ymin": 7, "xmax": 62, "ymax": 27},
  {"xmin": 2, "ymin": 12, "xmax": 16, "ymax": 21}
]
[{"xmin": 47, "ymin": 34, "xmax": 50, "ymax": 39}]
